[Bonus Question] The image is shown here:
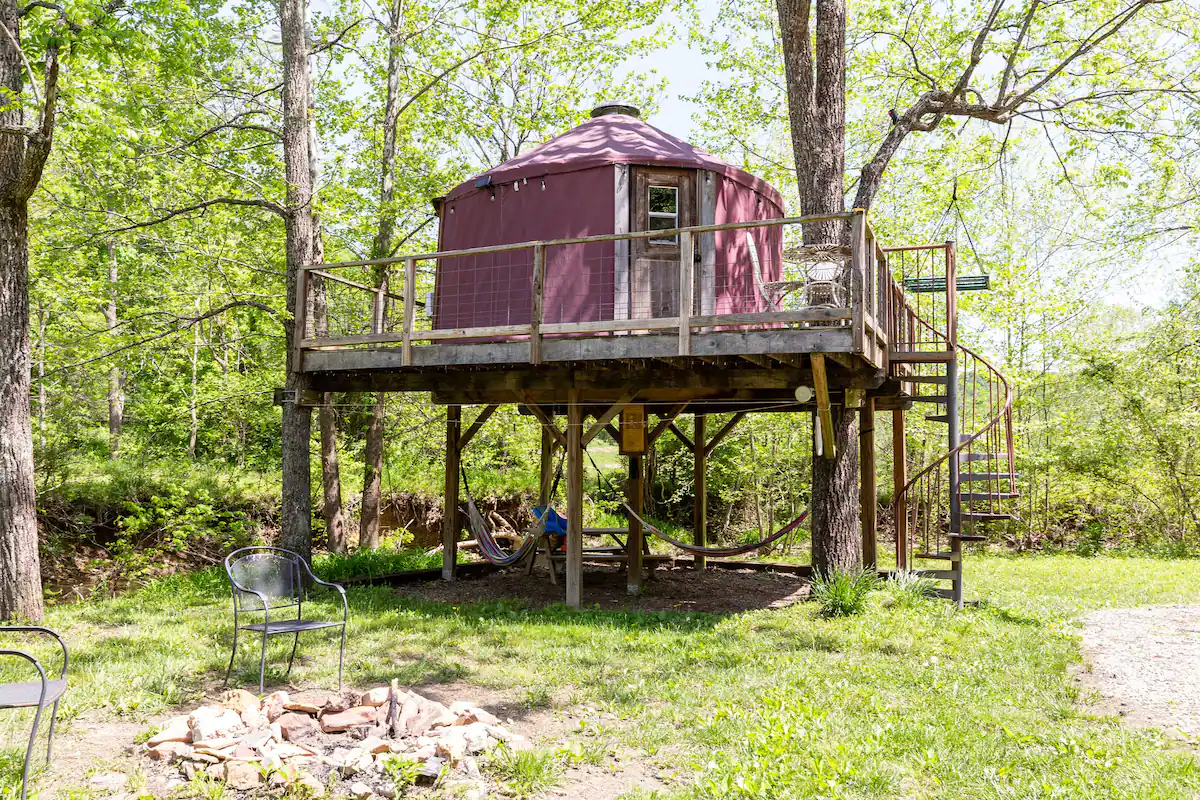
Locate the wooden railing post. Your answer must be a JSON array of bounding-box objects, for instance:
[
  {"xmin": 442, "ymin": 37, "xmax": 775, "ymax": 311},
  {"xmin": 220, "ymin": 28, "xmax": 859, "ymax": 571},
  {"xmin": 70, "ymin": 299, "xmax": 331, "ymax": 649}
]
[
  {"xmin": 678, "ymin": 231, "xmax": 693, "ymax": 355},
  {"xmin": 945, "ymin": 241, "xmax": 957, "ymax": 348},
  {"xmin": 893, "ymin": 408, "xmax": 908, "ymax": 569},
  {"xmin": 531, "ymin": 244, "xmax": 545, "ymax": 364},
  {"xmin": 402, "ymin": 258, "xmax": 416, "ymax": 367},
  {"xmin": 292, "ymin": 265, "xmax": 308, "ymax": 372},
  {"xmin": 850, "ymin": 210, "xmax": 867, "ymax": 355}
]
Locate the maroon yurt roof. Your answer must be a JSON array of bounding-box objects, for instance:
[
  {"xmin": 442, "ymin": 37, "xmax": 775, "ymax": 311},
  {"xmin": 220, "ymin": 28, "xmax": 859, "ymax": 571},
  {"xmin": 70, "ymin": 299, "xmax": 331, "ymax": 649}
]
[{"xmin": 443, "ymin": 113, "xmax": 784, "ymax": 208}]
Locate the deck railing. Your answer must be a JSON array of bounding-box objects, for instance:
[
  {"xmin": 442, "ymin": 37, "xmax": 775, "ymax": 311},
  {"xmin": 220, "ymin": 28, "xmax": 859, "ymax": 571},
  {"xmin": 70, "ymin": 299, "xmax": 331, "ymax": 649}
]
[{"xmin": 295, "ymin": 210, "xmax": 908, "ymax": 370}]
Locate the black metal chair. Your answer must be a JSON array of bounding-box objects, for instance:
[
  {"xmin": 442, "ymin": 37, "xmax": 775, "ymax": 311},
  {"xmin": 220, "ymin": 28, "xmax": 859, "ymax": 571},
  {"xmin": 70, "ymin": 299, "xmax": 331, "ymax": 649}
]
[
  {"xmin": 0, "ymin": 627, "xmax": 68, "ymax": 800},
  {"xmin": 223, "ymin": 546, "xmax": 348, "ymax": 693}
]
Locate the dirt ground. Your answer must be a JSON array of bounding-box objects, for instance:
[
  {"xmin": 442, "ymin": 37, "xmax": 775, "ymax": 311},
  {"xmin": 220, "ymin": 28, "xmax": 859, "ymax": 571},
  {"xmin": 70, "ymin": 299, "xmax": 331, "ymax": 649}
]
[
  {"xmin": 1079, "ymin": 605, "xmax": 1200, "ymax": 747},
  {"xmin": 398, "ymin": 563, "xmax": 812, "ymax": 614}
]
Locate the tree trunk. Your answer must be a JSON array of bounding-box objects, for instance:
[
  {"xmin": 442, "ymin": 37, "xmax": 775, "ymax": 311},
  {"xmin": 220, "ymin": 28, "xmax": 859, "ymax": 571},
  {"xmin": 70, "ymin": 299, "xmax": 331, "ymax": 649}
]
[
  {"xmin": 359, "ymin": 0, "xmax": 404, "ymax": 548},
  {"xmin": 105, "ymin": 240, "xmax": 123, "ymax": 459},
  {"xmin": 777, "ymin": 0, "xmax": 860, "ymax": 574},
  {"xmin": 278, "ymin": 0, "xmax": 315, "ymax": 562},
  {"xmin": 0, "ymin": 200, "xmax": 44, "ymax": 621},
  {"xmin": 189, "ymin": 318, "xmax": 199, "ymax": 458},
  {"xmin": 36, "ymin": 303, "xmax": 45, "ymax": 450},
  {"xmin": 359, "ymin": 391, "xmax": 385, "ymax": 549},
  {"xmin": 811, "ymin": 407, "xmax": 861, "ymax": 575}
]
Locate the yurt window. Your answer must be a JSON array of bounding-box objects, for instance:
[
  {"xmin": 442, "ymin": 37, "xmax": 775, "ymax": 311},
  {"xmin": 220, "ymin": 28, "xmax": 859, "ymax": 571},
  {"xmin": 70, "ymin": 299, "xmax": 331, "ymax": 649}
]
[{"xmin": 648, "ymin": 186, "xmax": 679, "ymax": 244}]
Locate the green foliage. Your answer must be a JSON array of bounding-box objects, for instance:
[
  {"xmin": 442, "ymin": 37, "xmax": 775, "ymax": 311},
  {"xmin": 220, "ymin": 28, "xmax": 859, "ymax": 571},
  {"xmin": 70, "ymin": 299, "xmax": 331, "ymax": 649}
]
[
  {"xmin": 810, "ymin": 568, "xmax": 880, "ymax": 618},
  {"xmin": 486, "ymin": 744, "xmax": 563, "ymax": 798},
  {"xmin": 884, "ymin": 570, "xmax": 939, "ymax": 607},
  {"xmin": 10, "ymin": 555, "xmax": 1200, "ymax": 800},
  {"xmin": 379, "ymin": 753, "xmax": 422, "ymax": 792}
]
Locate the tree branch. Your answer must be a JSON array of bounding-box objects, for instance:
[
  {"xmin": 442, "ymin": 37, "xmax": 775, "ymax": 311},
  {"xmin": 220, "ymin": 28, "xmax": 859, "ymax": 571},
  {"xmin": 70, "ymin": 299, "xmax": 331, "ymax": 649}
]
[
  {"xmin": 38, "ymin": 301, "xmax": 284, "ymax": 380},
  {"xmin": 101, "ymin": 196, "xmax": 287, "ymax": 236}
]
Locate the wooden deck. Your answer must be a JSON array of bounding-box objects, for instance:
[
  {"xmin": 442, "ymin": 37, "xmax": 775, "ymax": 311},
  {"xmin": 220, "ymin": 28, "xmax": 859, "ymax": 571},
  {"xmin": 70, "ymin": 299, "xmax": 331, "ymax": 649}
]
[{"xmin": 296, "ymin": 211, "xmax": 948, "ymax": 403}]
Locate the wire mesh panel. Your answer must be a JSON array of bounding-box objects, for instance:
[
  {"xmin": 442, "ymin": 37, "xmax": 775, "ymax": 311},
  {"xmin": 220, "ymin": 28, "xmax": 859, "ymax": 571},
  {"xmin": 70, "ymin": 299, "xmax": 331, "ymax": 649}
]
[{"xmin": 229, "ymin": 553, "xmax": 300, "ymax": 611}]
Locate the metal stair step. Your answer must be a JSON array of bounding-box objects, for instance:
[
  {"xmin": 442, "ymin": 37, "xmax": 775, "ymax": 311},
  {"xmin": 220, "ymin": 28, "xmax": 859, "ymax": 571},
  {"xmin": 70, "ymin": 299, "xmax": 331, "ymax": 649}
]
[
  {"xmin": 890, "ymin": 350, "xmax": 956, "ymax": 363},
  {"xmin": 949, "ymin": 533, "xmax": 988, "ymax": 543},
  {"xmin": 905, "ymin": 375, "xmax": 949, "ymax": 385},
  {"xmin": 959, "ymin": 452, "xmax": 1002, "ymax": 462},
  {"xmin": 959, "ymin": 512, "xmax": 1014, "ymax": 522},
  {"xmin": 913, "ymin": 551, "xmax": 961, "ymax": 562},
  {"xmin": 960, "ymin": 472, "xmax": 1020, "ymax": 482},
  {"xmin": 910, "ymin": 395, "xmax": 949, "ymax": 404},
  {"xmin": 958, "ymin": 492, "xmax": 1021, "ymax": 501}
]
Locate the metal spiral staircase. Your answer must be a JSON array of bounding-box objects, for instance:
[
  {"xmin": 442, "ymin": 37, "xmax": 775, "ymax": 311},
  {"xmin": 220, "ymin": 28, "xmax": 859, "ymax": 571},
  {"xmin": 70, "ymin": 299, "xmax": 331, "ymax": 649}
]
[{"xmin": 884, "ymin": 243, "xmax": 1017, "ymax": 605}]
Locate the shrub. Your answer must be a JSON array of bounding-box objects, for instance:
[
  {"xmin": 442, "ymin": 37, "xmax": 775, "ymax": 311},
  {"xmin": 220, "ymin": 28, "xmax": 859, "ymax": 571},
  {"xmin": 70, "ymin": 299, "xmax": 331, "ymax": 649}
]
[
  {"xmin": 885, "ymin": 569, "xmax": 939, "ymax": 607},
  {"xmin": 486, "ymin": 745, "xmax": 562, "ymax": 798},
  {"xmin": 810, "ymin": 568, "xmax": 879, "ymax": 617}
]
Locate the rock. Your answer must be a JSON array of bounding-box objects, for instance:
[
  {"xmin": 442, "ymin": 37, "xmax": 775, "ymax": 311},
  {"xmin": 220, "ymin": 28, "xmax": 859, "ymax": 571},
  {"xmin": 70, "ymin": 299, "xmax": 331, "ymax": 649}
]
[
  {"xmin": 320, "ymin": 688, "xmax": 362, "ymax": 715},
  {"xmin": 377, "ymin": 785, "xmax": 397, "ymax": 799},
  {"xmin": 461, "ymin": 756, "xmax": 482, "ymax": 779},
  {"xmin": 278, "ymin": 711, "xmax": 321, "ymax": 742},
  {"xmin": 349, "ymin": 781, "xmax": 374, "ymax": 800},
  {"xmin": 464, "ymin": 789, "xmax": 488, "ymax": 800},
  {"xmin": 294, "ymin": 770, "xmax": 325, "ymax": 797},
  {"xmin": 407, "ymin": 701, "xmax": 454, "ymax": 736},
  {"xmin": 359, "ymin": 736, "xmax": 391, "ymax": 754},
  {"xmin": 409, "ymin": 744, "xmax": 436, "ymax": 760},
  {"xmin": 263, "ymin": 740, "xmax": 316, "ymax": 760},
  {"xmin": 181, "ymin": 761, "xmax": 197, "ymax": 781},
  {"xmin": 486, "ymin": 724, "xmax": 531, "ymax": 750},
  {"xmin": 359, "ymin": 687, "xmax": 390, "ymax": 707},
  {"xmin": 242, "ymin": 728, "xmax": 275, "ymax": 751},
  {"xmin": 89, "ymin": 772, "xmax": 128, "ymax": 792},
  {"xmin": 232, "ymin": 741, "xmax": 257, "ymax": 760},
  {"xmin": 147, "ymin": 715, "xmax": 192, "ymax": 747},
  {"xmin": 452, "ymin": 706, "xmax": 501, "ymax": 727},
  {"xmin": 321, "ymin": 705, "xmax": 378, "ymax": 733},
  {"xmin": 189, "ymin": 706, "xmax": 243, "ymax": 742},
  {"xmin": 147, "ymin": 741, "xmax": 192, "ymax": 763},
  {"xmin": 191, "ymin": 753, "xmax": 219, "ymax": 765},
  {"xmin": 222, "ymin": 761, "xmax": 263, "ymax": 790},
  {"xmin": 241, "ymin": 704, "xmax": 268, "ymax": 730},
  {"xmin": 285, "ymin": 689, "xmax": 333, "ymax": 715},
  {"xmin": 435, "ymin": 728, "xmax": 469, "ymax": 762},
  {"xmin": 221, "ymin": 689, "xmax": 261, "ymax": 716},
  {"xmin": 417, "ymin": 757, "xmax": 444, "ymax": 785},
  {"xmin": 262, "ymin": 690, "xmax": 290, "ymax": 721},
  {"xmin": 397, "ymin": 694, "xmax": 421, "ymax": 731}
]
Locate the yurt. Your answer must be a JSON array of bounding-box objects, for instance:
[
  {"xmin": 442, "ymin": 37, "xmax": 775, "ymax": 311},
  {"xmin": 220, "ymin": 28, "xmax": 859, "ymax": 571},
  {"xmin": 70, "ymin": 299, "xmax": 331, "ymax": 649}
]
[{"xmin": 432, "ymin": 103, "xmax": 786, "ymax": 331}]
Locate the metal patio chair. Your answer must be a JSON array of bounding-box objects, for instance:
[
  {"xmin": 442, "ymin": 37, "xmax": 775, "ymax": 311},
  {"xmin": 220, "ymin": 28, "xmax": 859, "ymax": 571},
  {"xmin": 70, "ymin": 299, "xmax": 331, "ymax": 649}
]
[
  {"xmin": 223, "ymin": 546, "xmax": 348, "ymax": 693},
  {"xmin": 0, "ymin": 627, "xmax": 68, "ymax": 800}
]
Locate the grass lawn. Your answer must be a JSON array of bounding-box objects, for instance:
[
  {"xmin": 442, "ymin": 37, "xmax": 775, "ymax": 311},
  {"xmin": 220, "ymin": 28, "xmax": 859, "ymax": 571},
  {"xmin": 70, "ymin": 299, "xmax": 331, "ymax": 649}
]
[{"xmin": 4, "ymin": 554, "xmax": 1200, "ymax": 798}]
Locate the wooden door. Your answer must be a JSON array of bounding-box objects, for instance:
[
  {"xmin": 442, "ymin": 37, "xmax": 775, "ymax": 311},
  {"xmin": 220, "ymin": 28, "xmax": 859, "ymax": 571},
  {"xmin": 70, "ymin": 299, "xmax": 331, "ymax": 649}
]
[{"xmin": 631, "ymin": 167, "xmax": 695, "ymax": 319}]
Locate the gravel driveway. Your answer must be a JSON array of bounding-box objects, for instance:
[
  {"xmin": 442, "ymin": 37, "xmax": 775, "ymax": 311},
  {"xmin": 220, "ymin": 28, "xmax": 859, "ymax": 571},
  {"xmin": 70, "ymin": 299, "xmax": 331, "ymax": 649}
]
[{"xmin": 1081, "ymin": 605, "xmax": 1200, "ymax": 744}]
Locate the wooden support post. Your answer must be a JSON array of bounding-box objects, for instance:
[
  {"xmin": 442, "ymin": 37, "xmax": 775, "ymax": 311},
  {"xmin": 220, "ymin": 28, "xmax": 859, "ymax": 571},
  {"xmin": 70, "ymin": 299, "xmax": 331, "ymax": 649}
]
[
  {"xmin": 458, "ymin": 404, "xmax": 498, "ymax": 449},
  {"xmin": 566, "ymin": 391, "xmax": 584, "ymax": 608},
  {"xmin": 442, "ymin": 405, "xmax": 461, "ymax": 581},
  {"xmin": 678, "ymin": 231, "xmax": 694, "ymax": 356},
  {"xmin": 893, "ymin": 409, "xmax": 908, "ymax": 570},
  {"xmin": 292, "ymin": 267, "xmax": 308, "ymax": 372},
  {"xmin": 530, "ymin": 244, "xmax": 545, "ymax": 364},
  {"xmin": 402, "ymin": 259, "xmax": 416, "ymax": 367},
  {"xmin": 539, "ymin": 422, "xmax": 555, "ymax": 504},
  {"xmin": 372, "ymin": 288, "xmax": 386, "ymax": 335},
  {"xmin": 950, "ymin": 535, "xmax": 964, "ymax": 607},
  {"xmin": 860, "ymin": 398, "xmax": 877, "ymax": 569},
  {"xmin": 628, "ymin": 454, "xmax": 644, "ymax": 595},
  {"xmin": 850, "ymin": 210, "xmax": 867, "ymax": 355},
  {"xmin": 582, "ymin": 392, "xmax": 635, "ymax": 445},
  {"xmin": 811, "ymin": 354, "xmax": 836, "ymax": 459},
  {"xmin": 694, "ymin": 414, "xmax": 707, "ymax": 571}
]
